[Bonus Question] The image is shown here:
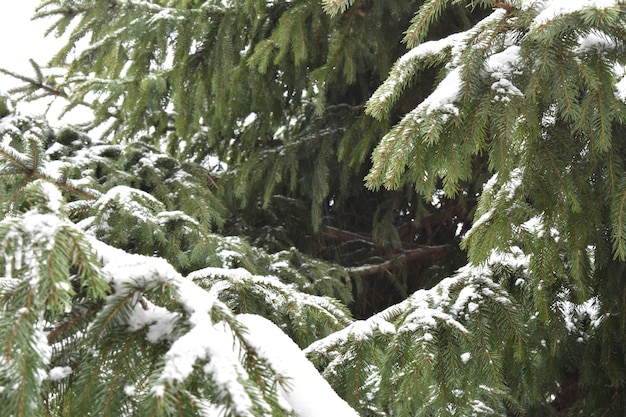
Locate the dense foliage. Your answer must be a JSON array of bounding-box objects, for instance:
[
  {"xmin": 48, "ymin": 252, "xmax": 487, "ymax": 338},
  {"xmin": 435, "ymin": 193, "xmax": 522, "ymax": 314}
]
[{"xmin": 1, "ymin": 0, "xmax": 625, "ymax": 416}]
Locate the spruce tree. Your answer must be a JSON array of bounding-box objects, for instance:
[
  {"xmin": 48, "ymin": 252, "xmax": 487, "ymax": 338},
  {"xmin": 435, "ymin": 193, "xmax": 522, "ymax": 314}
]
[
  {"xmin": 0, "ymin": 0, "xmax": 625, "ymax": 416},
  {"xmin": 11, "ymin": 0, "xmax": 478, "ymax": 317}
]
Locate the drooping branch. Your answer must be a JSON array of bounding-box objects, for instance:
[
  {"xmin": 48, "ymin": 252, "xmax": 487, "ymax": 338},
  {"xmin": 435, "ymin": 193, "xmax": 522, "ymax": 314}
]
[
  {"xmin": 46, "ymin": 302, "xmax": 103, "ymax": 343},
  {"xmin": 0, "ymin": 63, "xmax": 116, "ymax": 120},
  {"xmin": 0, "ymin": 66, "xmax": 70, "ymax": 100}
]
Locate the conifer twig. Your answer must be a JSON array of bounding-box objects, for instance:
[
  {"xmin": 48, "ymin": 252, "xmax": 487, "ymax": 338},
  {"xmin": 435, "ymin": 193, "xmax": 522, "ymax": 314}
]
[
  {"xmin": 0, "ymin": 67, "xmax": 69, "ymax": 100},
  {"xmin": 0, "ymin": 147, "xmax": 99, "ymax": 201},
  {"xmin": 46, "ymin": 308, "xmax": 95, "ymax": 342}
]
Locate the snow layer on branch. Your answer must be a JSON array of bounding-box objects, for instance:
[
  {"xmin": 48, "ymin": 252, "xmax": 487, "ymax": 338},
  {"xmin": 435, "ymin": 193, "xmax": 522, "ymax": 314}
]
[
  {"xmin": 34, "ymin": 319, "xmax": 52, "ymax": 381},
  {"xmin": 484, "ymin": 45, "xmax": 524, "ymax": 102},
  {"xmin": 487, "ymin": 246, "xmax": 530, "ymax": 271},
  {"xmin": 309, "ymin": 245, "xmax": 524, "ymax": 355},
  {"xmin": 189, "ymin": 266, "xmax": 352, "ymax": 328},
  {"xmin": 576, "ymin": 30, "xmax": 617, "ymax": 54},
  {"xmin": 369, "ymin": 9, "xmax": 507, "ymax": 118},
  {"xmin": 127, "ymin": 299, "xmax": 179, "ymax": 343},
  {"xmin": 38, "ymin": 181, "xmax": 64, "ymax": 213},
  {"xmin": 305, "ymin": 311, "xmax": 396, "ymax": 355},
  {"xmin": 400, "ymin": 277, "xmax": 469, "ymax": 334},
  {"xmin": 527, "ymin": 0, "xmax": 620, "ymax": 27},
  {"xmin": 163, "ymin": 320, "xmax": 255, "ymax": 416},
  {"xmin": 0, "ymin": 116, "xmax": 22, "ymax": 138},
  {"xmin": 464, "ymin": 168, "xmax": 524, "ymax": 241},
  {"xmin": 49, "ymin": 366, "xmax": 72, "ymax": 381},
  {"xmin": 307, "ymin": 251, "xmax": 523, "ymax": 376},
  {"xmin": 237, "ymin": 314, "xmax": 360, "ymax": 417},
  {"xmin": 374, "ymin": 31, "xmax": 465, "ymax": 103},
  {"xmin": 88, "ymin": 239, "xmax": 262, "ymax": 415},
  {"xmin": 2, "ymin": 213, "xmax": 66, "ymax": 281},
  {"xmin": 558, "ymin": 295, "xmax": 604, "ymax": 341},
  {"xmin": 400, "ymin": 247, "xmax": 524, "ymax": 335},
  {"xmin": 501, "ymin": 168, "xmax": 524, "ymax": 200},
  {"xmin": 485, "ymin": 45, "xmax": 522, "ymax": 76},
  {"xmin": 408, "ymin": 9, "xmax": 510, "ymax": 117},
  {"xmin": 399, "ymin": 32, "xmax": 464, "ymax": 68},
  {"xmin": 417, "ymin": 67, "xmax": 463, "ymax": 116},
  {"xmin": 93, "ymin": 185, "xmax": 163, "ymax": 223},
  {"xmin": 90, "ymin": 239, "xmax": 176, "ymax": 293},
  {"xmin": 449, "ymin": 9, "xmax": 507, "ymax": 67}
]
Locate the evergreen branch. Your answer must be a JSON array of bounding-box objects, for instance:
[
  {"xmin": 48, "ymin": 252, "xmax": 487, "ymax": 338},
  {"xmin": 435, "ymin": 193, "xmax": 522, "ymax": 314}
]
[
  {"xmin": 0, "ymin": 138, "xmax": 40, "ymax": 216},
  {"xmin": 75, "ymin": 341, "xmax": 115, "ymax": 413},
  {"xmin": 612, "ymin": 183, "xmax": 626, "ymax": 260},
  {"xmin": 524, "ymin": 39, "xmax": 553, "ymax": 102},
  {"xmin": 365, "ymin": 119, "xmax": 419, "ymax": 190},
  {"xmin": 103, "ymin": 330, "xmax": 144, "ymax": 417},
  {"xmin": 46, "ymin": 302, "xmax": 102, "ymax": 343},
  {"xmin": 556, "ymin": 54, "xmax": 578, "ymax": 120},
  {"xmin": 2, "ymin": 175, "xmax": 33, "ymax": 218},
  {"xmin": 2, "ymin": 0, "xmax": 625, "ymax": 414},
  {"xmin": 607, "ymin": 148, "xmax": 619, "ymax": 196},
  {"xmin": 0, "ymin": 66, "xmax": 69, "ymax": 100},
  {"xmin": 90, "ymin": 291, "xmax": 138, "ymax": 344},
  {"xmin": 404, "ymin": 0, "xmax": 449, "ymax": 48},
  {"xmin": 0, "ymin": 146, "xmax": 98, "ymax": 201},
  {"xmin": 321, "ymin": 0, "xmax": 355, "ymax": 16},
  {"xmin": 539, "ymin": 141, "xmax": 579, "ymax": 211},
  {"xmin": 3, "ymin": 290, "xmax": 33, "ymax": 361},
  {"xmin": 0, "ymin": 143, "xmax": 33, "ymax": 170},
  {"xmin": 366, "ymin": 31, "xmax": 459, "ymax": 119}
]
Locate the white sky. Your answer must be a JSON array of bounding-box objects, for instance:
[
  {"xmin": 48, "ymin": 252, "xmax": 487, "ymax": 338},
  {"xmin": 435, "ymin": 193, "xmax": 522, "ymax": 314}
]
[
  {"xmin": 0, "ymin": 1, "xmax": 77, "ymax": 121},
  {"xmin": 0, "ymin": 1, "xmax": 60, "ymax": 90}
]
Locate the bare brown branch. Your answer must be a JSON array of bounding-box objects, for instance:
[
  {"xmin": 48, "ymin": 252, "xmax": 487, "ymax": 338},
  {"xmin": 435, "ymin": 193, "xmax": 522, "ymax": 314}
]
[{"xmin": 346, "ymin": 245, "xmax": 451, "ymax": 277}]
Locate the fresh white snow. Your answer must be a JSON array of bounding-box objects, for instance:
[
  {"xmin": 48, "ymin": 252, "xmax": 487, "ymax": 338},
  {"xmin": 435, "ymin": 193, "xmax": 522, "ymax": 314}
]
[
  {"xmin": 576, "ymin": 30, "xmax": 617, "ymax": 54},
  {"xmin": 417, "ymin": 66, "xmax": 463, "ymax": 116},
  {"xmin": 84, "ymin": 236, "xmax": 358, "ymax": 417},
  {"xmin": 2, "ymin": 0, "xmax": 624, "ymax": 414},
  {"xmin": 49, "ymin": 366, "xmax": 72, "ymax": 381},
  {"xmin": 529, "ymin": 0, "xmax": 620, "ymax": 27},
  {"xmin": 485, "ymin": 45, "xmax": 524, "ymax": 102},
  {"xmin": 237, "ymin": 314, "xmax": 360, "ymax": 417}
]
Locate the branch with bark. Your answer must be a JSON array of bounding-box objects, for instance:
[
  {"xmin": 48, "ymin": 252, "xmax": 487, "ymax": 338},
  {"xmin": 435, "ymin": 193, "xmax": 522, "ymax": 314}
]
[{"xmin": 345, "ymin": 245, "xmax": 451, "ymax": 276}]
